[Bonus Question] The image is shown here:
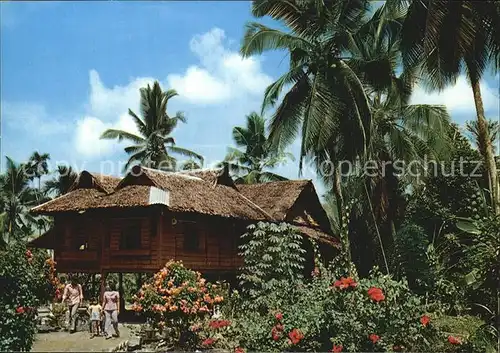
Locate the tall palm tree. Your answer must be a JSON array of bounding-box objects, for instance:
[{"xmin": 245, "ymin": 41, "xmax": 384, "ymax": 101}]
[
  {"xmin": 180, "ymin": 160, "xmax": 202, "ymax": 171},
  {"xmin": 320, "ymin": 4, "xmax": 452, "ymax": 274},
  {"xmin": 398, "ymin": 0, "xmax": 500, "ymax": 214},
  {"xmin": 100, "ymin": 81, "xmax": 204, "ymax": 172},
  {"xmin": 465, "ymin": 119, "xmax": 499, "ymax": 156},
  {"xmin": 222, "ymin": 112, "xmax": 292, "ymax": 184},
  {"xmin": 0, "ymin": 157, "xmax": 38, "ymax": 245},
  {"xmin": 27, "ymin": 152, "xmax": 50, "ymax": 195},
  {"xmin": 43, "ymin": 165, "xmax": 78, "ymax": 197},
  {"xmin": 241, "ymin": 0, "xmax": 376, "ymax": 187}
]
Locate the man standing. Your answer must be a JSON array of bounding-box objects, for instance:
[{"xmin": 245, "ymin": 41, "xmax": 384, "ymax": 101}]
[{"xmin": 62, "ymin": 276, "xmax": 83, "ymax": 333}]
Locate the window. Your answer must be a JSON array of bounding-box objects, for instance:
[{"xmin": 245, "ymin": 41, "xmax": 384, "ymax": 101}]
[
  {"xmin": 72, "ymin": 226, "xmax": 89, "ymax": 251},
  {"xmin": 120, "ymin": 220, "xmax": 142, "ymax": 250},
  {"xmin": 183, "ymin": 223, "xmax": 199, "ymax": 252}
]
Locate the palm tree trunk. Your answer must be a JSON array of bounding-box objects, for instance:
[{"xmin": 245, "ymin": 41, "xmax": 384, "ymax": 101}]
[
  {"xmin": 471, "ymin": 81, "xmax": 500, "ymax": 215},
  {"xmin": 334, "ymin": 167, "xmax": 344, "ymax": 224},
  {"xmin": 364, "ymin": 181, "xmax": 390, "ymax": 275}
]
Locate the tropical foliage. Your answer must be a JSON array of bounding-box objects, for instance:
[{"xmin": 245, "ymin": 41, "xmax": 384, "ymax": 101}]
[
  {"xmin": 1, "ymin": 0, "xmax": 499, "ymax": 352},
  {"xmin": 100, "ymin": 81, "xmax": 204, "ymax": 172},
  {"xmin": 222, "ymin": 112, "xmax": 292, "ymax": 184}
]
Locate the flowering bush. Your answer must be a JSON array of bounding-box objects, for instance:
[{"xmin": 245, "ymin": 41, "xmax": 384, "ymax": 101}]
[
  {"xmin": 131, "ymin": 260, "xmax": 225, "ymax": 346},
  {"xmin": 0, "ymin": 242, "xmax": 55, "ymax": 351}
]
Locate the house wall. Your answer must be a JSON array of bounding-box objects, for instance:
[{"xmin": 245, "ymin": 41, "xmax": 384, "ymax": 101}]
[{"xmin": 52, "ymin": 208, "xmax": 244, "ymax": 274}]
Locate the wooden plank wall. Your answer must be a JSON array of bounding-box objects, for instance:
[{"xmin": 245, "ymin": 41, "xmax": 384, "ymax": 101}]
[
  {"xmin": 52, "ymin": 209, "xmax": 246, "ymax": 274},
  {"xmin": 159, "ymin": 213, "xmax": 243, "ymax": 271}
]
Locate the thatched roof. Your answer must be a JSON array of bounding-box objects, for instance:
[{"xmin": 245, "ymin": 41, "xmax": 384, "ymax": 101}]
[
  {"xmin": 237, "ymin": 180, "xmax": 311, "ymax": 220},
  {"xmin": 68, "ymin": 171, "xmax": 122, "ymax": 194},
  {"xmin": 119, "ymin": 166, "xmax": 272, "ymax": 220},
  {"xmin": 31, "ymin": 166, "xmax": 338, "ymax": 245}
]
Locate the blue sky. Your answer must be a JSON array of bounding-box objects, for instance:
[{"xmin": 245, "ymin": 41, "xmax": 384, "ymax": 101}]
[{"xmin": 1, "ymin": 1, "xmax": 499, "ymax": 197}]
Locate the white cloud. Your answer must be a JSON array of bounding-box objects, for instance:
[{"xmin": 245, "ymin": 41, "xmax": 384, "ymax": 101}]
[
  {"xmin": 73, "ymin": 27, "xmax": 273, "ymax": 159},
  {"xmin": 1, "ymin": 101, "xmax": 69, "ymax": 135},
  {"xmin": 166, "ymin": 27, "xmax": 272, "ymax": 104},
  {"xmin": 411, "ymin": 76, "xmax": 499, "ymax": 117}
]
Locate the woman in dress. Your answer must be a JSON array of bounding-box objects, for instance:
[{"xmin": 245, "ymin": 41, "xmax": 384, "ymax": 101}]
[{"xmin": 102, "ymin": 282, "xmax": 120, "ymax": 339}]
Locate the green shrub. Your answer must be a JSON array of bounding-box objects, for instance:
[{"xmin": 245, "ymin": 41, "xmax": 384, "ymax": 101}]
[
  {"xmin": 238, "ymin": 222, "xmax": 306, "ymax": 312},
  {"xmin": 0, "ymin": 242, "xmax": 54, "ymax": 351},
  {"xmin": 131, "ymin": 260, "xmax": 225, "ymax": 348}
]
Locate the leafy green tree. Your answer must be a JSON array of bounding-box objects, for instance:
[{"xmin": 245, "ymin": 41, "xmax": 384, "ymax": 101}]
[
  {"xmin": 238, "ymin": 222, "xmax": 306, "ymax": 312},
  {"xmin": 465, "ymin": 119, "xmax": 499, "ymax": 156},
  {"xmin": 241, "ymin": 0, "xmax": 379, "ymax": 211},
  {"xmin": 43, "ymin": 165, "xmax": 78, "ymax": 197},
  {"xmin": 223, "ymin": 112, "xmax": 292, "ymax": 184},
  {"xmin": 398, "ymin": 0, "xmax": 500, "ymax": 214},
  {"xmin": 100, "ymin": 81, "xmax": 203, "ymax": 171},
  {"xmin": 321, "ymin": 5, "xmax": 452, "ymax": 275},
  {"xmin": 26, "ymin": 152, "xmax": 50, "ymax": 195},
  {"xmin": 0, "ymin": 157, "xmax": 38, "ymax": 245}
]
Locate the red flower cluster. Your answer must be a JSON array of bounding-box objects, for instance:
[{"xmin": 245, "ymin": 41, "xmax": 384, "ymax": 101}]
[
  {"xmin": 448, "ymin": 336, "xmax": 461, "ymax": 345},
  {"xmin": 16, "ymin": 307, "xmax": 25, "ymax": 314},
  {"xmin": 367, "ymin": 287, "xmax": 385, "ymax": 302},
  {"xmin": 25, "ymin": 250, "xmax": 33, "ymax": 261},
  {"xmin": 271, "ymin": 324, "xmax": 283, "ymax": 341},
  {"xmin": 235, "ymin": 347, "xmax": 245, "ymax": 353},
  {"xmin": 275, "ymin": 312, "xmax": 283, "ymax": 321},
  {"xmin": 332, "ymin": 277, "xmax": 358, "ymax": 290},
  {"xmin": 369, "ymin": 334, "xmax": 380, "ymax": 344},
  {"xmin": 288, "ymin": 328, "xmax": 304, "ymax": 345},
  {"xmin": 420, "ymin": 315, "xmax": 431, "ymax": 327},
  {"xmin": 331, "ymin": 344, "xmax": 343, "ymax": 352},
  {"xmin": 202, "ymin": 338, "xmax": 215, "ymax": 346},
  {"xmin": 209, "ymin": 319, "xmax": 231, "ymax": 329}
]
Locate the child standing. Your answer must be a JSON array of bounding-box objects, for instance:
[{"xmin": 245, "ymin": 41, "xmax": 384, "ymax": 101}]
[{"xmin": 88, "ymin": 299, "xmax": 102, "ymax": 339}]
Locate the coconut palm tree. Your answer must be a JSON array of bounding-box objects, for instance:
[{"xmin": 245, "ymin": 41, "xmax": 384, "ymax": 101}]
[
  {"xmin": 398, "ymin": 0, "xmax": 500, "ymax": 214},
  {"xmin": 26, "ymin": 152, "xmax": 50, "ymax": 195},
  {"xmin": 241, "ymin": 0, "xmax": 376, "ymax": 178},
  {"xmin": 179, "ymin": 160, "xmax": 203, "ymax": 171},
  {"xmin": 100, "ymin": 81, "xmax": 204, "ymax": 172},
  {"xmin": 222, "ymin": 112, "xmax": 292, "ymax": 184},
  {"xmin": 319, "ymin": 4, "xmax": 452, "ymax": 274},
  {"xmin": 0, "ymin": 157, "xmax": 38, "ymax": 245},
  {"xmin": 43, "ymin": 165, "xmax": 78, "ymax": 197},
  {"xmin": 466, "ymin": 119, "xmax": 500, "ymax": 156}
]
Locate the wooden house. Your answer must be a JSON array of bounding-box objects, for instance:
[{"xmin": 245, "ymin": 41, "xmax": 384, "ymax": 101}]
[{"xmin": 29, "ymin": 165, "xmax": 338, "ymax": 292}]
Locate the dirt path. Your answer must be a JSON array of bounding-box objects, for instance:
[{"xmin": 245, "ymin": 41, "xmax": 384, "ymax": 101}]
[{"xmin": 31, "ymin": 324, "xmax": 135, "ymax": 352}]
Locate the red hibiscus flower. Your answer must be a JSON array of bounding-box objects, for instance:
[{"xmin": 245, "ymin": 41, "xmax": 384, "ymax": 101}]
[
  {"xmin": 367, "ymin": 287, "xmax": 385, "ymax": 302},
  {"xmin": 333, "ymin": 277, "xmax": 358, "ymax": 290},
  {"xmin": 271, "ymin": 326, "xmax": 282, "ymax": 341},
  {"xmin": 288, "ymin": 328, "xmax": 304, "ymax": 345},
  {"xmin": 331, "ymin": 344, "xmax": 343, "ymax": 352},
  {"xmin": 448, "ymin": 336, "xmax": 461, "ymax": 345},
  {"xmin": 369, "ymin": 334, "xmax": 380, "ymax": 344},
  {"xmin": 16, "ymin": 306, "xmax": 25, "ymax": 314},
  {"xmin": 275, "ymin": 312, "xmax": 283, "ymax": 321},
  {"xmin": 420, "ymin": 315, "xmax": 431, "ymax": 327},
  {"xmin": 235, "ymin": 347, "xmax": 245, "ymax": 353},
  {"xmin": 202, "ymin": 338, "xmax": 215, "ymax": 346},
  {"xmin": 209, "ymin": 319, "xmax": 231, "ymax": 329}
]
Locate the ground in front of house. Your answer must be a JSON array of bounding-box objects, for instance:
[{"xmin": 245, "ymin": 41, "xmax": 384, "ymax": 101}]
[{"xmin": 31, "ymin": 324, "xmax": 135, "ymax": 352}]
